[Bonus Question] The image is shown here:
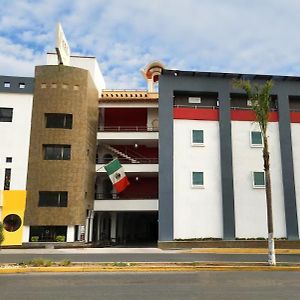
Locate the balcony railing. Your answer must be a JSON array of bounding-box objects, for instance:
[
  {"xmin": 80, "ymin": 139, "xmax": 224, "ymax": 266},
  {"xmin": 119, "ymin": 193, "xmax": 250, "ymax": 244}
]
[
  {"xmin": 174, "ymin": 105, "xmax": 218, "ymax": 109},
  {"xmin": 98, "ymin": 126, "xmax": 159, "ymax": 132},
  {"xmin": 95, "ymin": 193, "xmax": 158, "ymax": 200},
  {"xmin": 96, "ymin": 158, "xmax": 158, "ymax": 164}
]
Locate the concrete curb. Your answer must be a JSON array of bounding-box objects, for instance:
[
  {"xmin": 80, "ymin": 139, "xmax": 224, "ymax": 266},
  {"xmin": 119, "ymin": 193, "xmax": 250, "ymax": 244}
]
[{"xmin": 1, "ymin": 264, "xmax": 300, "ymax": 274}]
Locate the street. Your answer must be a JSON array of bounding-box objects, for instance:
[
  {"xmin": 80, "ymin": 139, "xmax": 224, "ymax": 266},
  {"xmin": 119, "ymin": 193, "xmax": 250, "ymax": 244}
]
[{"xmin": 1, "ymin": 271, "xmax": 300, "ymax": 300}]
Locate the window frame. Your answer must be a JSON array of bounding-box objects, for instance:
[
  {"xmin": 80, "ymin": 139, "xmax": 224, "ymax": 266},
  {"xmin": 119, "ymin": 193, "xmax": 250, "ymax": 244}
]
[
  {"xmin": 43, "ymin": 144, "xmax": 71, "ymax": 160},
  {"xmin": 45, "ymin": 113, "xmax": 73, "ymax": 129},
  {"xmin": 191, "ymin": 171, "xmax": 204, "ymax": 188},
  {"xmin": 250, "ymin": 131, "xmax": 263, "ymax": 147},
  {"xmin": 191, "ymin": 129, "xmax": 204, "ymax": 146},
  {"xmin": 0, "ymin": 108, "xmax": 13, "ymax": 122},
  {"xmin": 252, "ymin": 171, "xmax": 265, "ymax": 188},
  {"xmin": 38, "ymin": 191, "xmax": 68, "ymax": 207}
]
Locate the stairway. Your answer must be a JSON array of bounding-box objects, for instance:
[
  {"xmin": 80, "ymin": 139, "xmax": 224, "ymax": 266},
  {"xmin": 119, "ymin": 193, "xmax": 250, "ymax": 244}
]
[{"xmin": 104, "ymin": 145, "xmax": 139, "ymax": 163}]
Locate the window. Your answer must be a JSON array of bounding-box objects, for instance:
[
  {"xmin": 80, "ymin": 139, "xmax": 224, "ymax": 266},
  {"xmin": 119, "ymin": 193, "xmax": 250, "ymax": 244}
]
[
  {"xmin": 253, "ymin": 171, "xmax": 265, "ymax": 188},
  {"xmin": 4, "ymin": 168, "xmax": 11, "ymax": 190},
  {"xmin": 192, "ymin": 129, "xmax": 204, "ymax": 145},
  {"xmin": 251, "ymin": 131, "xmax": 262, "ymax": 147},
  {"xmin": 6, "ymin": 157, "xmax": 12, "ymax": 163},
  {"xmin": 0, "ymin": 108, "xmax": 13, "ymax": 122},
  {"xmin": 39, "ymin": 191, "xmax": 68, "ymax": 207},
  {"xmin": 192, "ymin": 171, "xmax": 204, "ymax": 188},
  {"xmin": 3, "ymin": 214, "xmax": 22, "ymax": 232},
  {"xmin": 188, "ymin": 97, "xmax": 201, "ymax": 104},
  {"xmin": 45, "ymin": 113, "xmax": 73, "ymax": 129},
  {"xmin": 4, "ymin": 82, "xmax": 10, "ymax": 88},
  {"xmin": 19, "ymin": 83, "xmax": 25, "ymax": 89},
  {"xmin": 43, "ymin": 145, "xmax": 71, "ymax": 160}
]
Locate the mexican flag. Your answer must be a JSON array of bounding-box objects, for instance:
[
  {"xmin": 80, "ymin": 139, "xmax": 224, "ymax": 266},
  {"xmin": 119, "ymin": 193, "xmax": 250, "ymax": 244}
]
[{"xmin": 104, "ymin": 158, "xmax": 129, "ymax": 193}]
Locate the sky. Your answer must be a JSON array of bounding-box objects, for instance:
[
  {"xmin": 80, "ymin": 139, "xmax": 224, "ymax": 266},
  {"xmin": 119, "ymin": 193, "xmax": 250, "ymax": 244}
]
[{"xmin": 1, "ymin": 0, "xmax": 300, "ymax": 89}]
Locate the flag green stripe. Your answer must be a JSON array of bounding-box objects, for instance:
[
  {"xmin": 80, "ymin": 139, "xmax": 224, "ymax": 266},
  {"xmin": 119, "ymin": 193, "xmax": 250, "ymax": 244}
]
[{"xmin": 104, "ymin": 159, "xmax": 121, "ymax": 175}]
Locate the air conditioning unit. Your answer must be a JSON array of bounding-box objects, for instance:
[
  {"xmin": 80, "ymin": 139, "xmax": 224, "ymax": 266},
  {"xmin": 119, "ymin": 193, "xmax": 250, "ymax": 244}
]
[{"xmin": 188, "ymin": 97, "xmax": 201, "ymax": 104}]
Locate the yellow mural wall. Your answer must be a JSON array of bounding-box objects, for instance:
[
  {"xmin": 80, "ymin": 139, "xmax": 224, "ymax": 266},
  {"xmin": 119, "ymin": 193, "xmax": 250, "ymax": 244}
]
[{"xmin": 0, "ymin": 190, "xmax": 26, "ymax": 246}]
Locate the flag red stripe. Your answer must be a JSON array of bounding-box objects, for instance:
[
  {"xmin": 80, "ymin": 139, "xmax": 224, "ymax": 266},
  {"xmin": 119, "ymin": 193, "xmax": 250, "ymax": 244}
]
[{"xmin": 114, "ymin": 176, "xmax": 130, "ymax": 193}]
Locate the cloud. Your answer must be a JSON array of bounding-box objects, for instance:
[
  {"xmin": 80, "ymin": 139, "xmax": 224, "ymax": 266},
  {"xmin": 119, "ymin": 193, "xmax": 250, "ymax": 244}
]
[{"xmin": 1, "ymin": 0, "xmax": 300, "ymax": 88}]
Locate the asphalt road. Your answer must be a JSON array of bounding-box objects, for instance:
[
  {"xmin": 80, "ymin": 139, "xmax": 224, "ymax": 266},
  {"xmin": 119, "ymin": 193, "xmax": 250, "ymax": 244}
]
[
  {"xmin": 1, "ymin": 272, "xmax": 300, "ymax": 300},
  {"xmin": 1, "ymin": 252, "xmax": 300, "ymax": 264}
]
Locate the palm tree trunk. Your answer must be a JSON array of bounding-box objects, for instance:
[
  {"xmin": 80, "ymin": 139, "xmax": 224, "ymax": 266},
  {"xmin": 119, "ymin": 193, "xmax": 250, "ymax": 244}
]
[{"xmin": 263, "ymin": 136, "xmax": 276, "ymax": 266}]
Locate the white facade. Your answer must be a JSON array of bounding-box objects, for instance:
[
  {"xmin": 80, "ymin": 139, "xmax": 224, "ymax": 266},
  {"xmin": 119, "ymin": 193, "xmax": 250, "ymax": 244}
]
[
  {"xmin": 291, "ymin": 123, "xmax": 300, "ymax": 238},
  {"xmin": 231, "ymin": 121, "xmax": 286, "ymax": 238},
  {"xmin": 173, "ymin": 119, "xmax": 223, "ymax": 239},
  {"xmin": 46, "ymin": 53, "xmax": 106, "ymax": 95},
  {"xmin": 0, "ymin": 92, "xmax": 33, "ymax": 191}
]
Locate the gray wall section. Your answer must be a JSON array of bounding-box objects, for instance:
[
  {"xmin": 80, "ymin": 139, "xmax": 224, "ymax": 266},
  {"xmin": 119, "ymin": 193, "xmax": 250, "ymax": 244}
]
[
  {"xmin": 277, "ymin": 91, "xmax": 299, "ymax": 239},
  {"xmin": 158, "ymin": 76, "xmax": 174, "ymax": 241},
  {"xmin": 218, "ymin": 89, "xmax": 235, "ymax": 239},
  {"xmin": 0, "ymin": 76, "xmax": 34, "ymax": 94},
  {"xmin": 159, "ymin": 70, "xmax": 300, "ymax": 241}
]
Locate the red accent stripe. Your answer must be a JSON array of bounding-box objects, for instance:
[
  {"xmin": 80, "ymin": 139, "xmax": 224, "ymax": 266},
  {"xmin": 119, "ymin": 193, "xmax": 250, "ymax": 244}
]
[
  {"xmin": 173, "ymin": 108, "xmax": 219, "ymax": 121},
  {"xmin": 114, "ymin": 176, "xmax": 130, "ymax": 193},
  {"xmin": 231, "ymin": 110, "xmax": 279, "ymax": 122},
  {"xmin": 290, "ymin": 112, "xmax": 300, "ymax": 123}
]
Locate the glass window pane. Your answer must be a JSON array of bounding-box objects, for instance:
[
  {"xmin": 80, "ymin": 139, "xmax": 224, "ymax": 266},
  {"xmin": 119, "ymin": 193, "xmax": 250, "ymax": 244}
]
[
  {"xmin": 45, "ymin": 113, "xmax": 73, "ymax": 129},
  {"xmin": 0, "ymin": 108, "xmax": 13, "ymax": 122},
  {"xmin": 44, "ymin": 145, "xmax": 71, "ymax": 160},
  {"xmin": 254, "ymin": 172, "xmax": 265, "ymax": 186},
  {"xmin": 192, "ymin": 130, "xmax": 203, "ymax": 144},
  {"xmin": 251, "ymin": 131, "xmax": 262, "ymax": 145},
  {"xmin": 193, "ymin": 172, "xmax": 203, "ymax": 185}
]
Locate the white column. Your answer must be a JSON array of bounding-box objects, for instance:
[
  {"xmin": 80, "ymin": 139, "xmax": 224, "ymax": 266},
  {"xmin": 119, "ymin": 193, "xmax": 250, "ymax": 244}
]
[
  {"xmin": 89, "ymin": 211, "xmax": 94, "ymax": 242},
  {"xmin": 67, "ymin": 225, "xmax": 75, "ymax": 242},
  {"xmin": 110, "ymin": 212, "xmax": 117, "ymax": 243},
  {"xmin": 85, "ymin": 217, "xmax": 89, "ymax": 243},
  {"xmin": 22, "ymin": 225, "xmax": 30, "ymax": 242},
  {"xmin": 96, "ymin": 213, "xmax": 101, "ymax": 241}
]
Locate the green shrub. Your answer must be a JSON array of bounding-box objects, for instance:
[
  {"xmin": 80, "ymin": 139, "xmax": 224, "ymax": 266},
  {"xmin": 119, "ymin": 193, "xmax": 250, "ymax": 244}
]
[
  {"xmin": 55, "ymin": 235, "xmax": 66, "ymax": 242},
  {"xmin": 30, "ymin": 236, "xmax": 39, "ymax": 242},
  {"xmin": 24, "ymin": 258, "xmax": 53, "ymax": 267},
  {"xmin": 58, "ymin": 259, "xmax": 71, "ymax": 266},
  {"xmin": 0, "ymin": 222, "xmax": 4, "ymax": 246}
]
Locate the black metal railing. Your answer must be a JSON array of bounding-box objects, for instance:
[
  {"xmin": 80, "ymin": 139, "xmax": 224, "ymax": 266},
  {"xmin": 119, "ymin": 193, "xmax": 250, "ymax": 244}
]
[
  {"xmin": 98, "ymin": 126, "xmax": 159, "ymax": 132},
  {"xmin": 173, "ymin": 105, "xmax": 218, "ymax": 109},
  {"xmin": 95, "ymin": 193, "xmax": 158, "ymax": 200},
  {"xmin": 96, "ymin": 158, "xmax": 158, "ymax": 164}
]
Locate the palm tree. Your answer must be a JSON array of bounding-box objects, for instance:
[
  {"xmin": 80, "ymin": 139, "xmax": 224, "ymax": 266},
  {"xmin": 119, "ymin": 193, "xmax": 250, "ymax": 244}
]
[{"xmin": 233, "ymin": 79, "xmax": 276, "ymax": 266}]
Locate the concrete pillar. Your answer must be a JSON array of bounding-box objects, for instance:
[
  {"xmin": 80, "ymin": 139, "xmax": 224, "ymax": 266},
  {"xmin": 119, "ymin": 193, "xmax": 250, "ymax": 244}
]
[
  {"xmin": 22, "ymin": 225, "xmax": 30, "ymax": 242},
  {"xmin": 67, "ymin": 225, "xmax": 75, "ymax": 242},
  {"xmin": 89, "ymin": 211, "xmax": 94, "ymax": 242},
  {"xmin": 110, "ymin": 212, "xmax": 117, "ymax": 243},
  {"xmin": 96, "ymin": 212, "xmax": 101, "ymax": 241}
]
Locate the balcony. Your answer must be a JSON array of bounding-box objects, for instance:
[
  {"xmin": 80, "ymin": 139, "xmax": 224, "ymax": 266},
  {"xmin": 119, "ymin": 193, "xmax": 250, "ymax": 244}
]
[
  {"xmin": 95, "ymin": 193, "xmax": 158, "ymax": 200},
  {"xmin": 98, "ymin": 125, "xmax": 158, "ymax": 132},
  {"xmin": 97, "ymin": 126, "xmax": 159, "ymax": 141}
]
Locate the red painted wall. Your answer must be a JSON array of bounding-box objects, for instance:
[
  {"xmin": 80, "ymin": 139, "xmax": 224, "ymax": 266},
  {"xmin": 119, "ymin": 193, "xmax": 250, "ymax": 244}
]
[
  {"xmin": 104, "ymin": 108, "xmax": 147, "ymax": 126},
  {"xmin": 290, "ymin": 112, "xmax": 300, "ymax": 123},
  {"xmin": 119, "ymin": 177, "xmax": 158, "ymax": 199},
  {"xmin": 231, "ymin": 110, "xmax": 279, "ymax": 122},
  {"xmin": 173, "ymin": 107, "xmax": 219, "ymax": 121}
]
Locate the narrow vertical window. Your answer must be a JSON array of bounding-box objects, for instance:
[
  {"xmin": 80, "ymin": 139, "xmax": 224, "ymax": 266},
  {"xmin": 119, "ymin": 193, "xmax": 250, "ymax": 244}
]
[
  {"xmin": 192, "ymin": 171, "xmax": 204, "ymax": 188},
  {"xmin": 4, "ymin": 168, "xmax": 11, "ymax": 190},
  {"xmin": 250, "ymin": 131, "xmax": 263, "ymax": 147},
  {"xmin": 253, "ymin": 171, "xmax": 265, "ymax": 188},
  {"xmin": 191, "ymin": 129, "xmax": 204, "ymax": 146}
]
